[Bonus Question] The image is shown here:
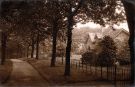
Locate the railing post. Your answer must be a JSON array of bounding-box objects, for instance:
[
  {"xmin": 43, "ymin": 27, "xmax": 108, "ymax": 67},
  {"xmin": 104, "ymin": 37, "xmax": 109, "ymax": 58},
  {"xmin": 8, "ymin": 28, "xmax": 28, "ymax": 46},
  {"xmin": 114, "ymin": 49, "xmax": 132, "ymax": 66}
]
[
  {"xmin": 101, "ymin": 65, "xmax": 102, "ymax": 79},
  {"xmin": 95, "ymin": 64, "xmax": 96, "ymax": 76},
  {"xmin": 86, "ymin": 64, "xmax": 87, "ymax": 72},
  {"xmin": 82, "ymin": 63, "xmax": 83, "ymax": 70},
  {"xmin": 114, "ymin": 65, "xmax": 117, "ymax": 86},
  {"xmin": 70, "ymin": 60, "xmax": 73, "ymax": 68},
  {"xmin": 62, "ymin": 56, "xmax": 64, "ymax": 64},
  {"xmin": 122, "ymin": 69, "xmax": 124, "ymax": 84},
  {"xmin": 107, "ymin": 65, "xmax": 109, "ymax": 80},
  {"xmin": 76, "ymin": 61, "xmax": 77, "ymax": 69},
  {"xmin": 79, "ymin": 61, "xmax": 80, "ymax": 70},
  {"xmin": 90, "ymin": 64, "xmax": 91, "ymax": 73}
]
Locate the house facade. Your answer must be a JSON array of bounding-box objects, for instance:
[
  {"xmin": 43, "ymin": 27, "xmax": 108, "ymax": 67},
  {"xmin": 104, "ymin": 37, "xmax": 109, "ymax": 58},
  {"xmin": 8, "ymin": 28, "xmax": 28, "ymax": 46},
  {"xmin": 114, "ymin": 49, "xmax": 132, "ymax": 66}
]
[
  {"xmin": 72, "ymin": 28, "xmax": 129, "ymax": 56},
  {"xmin": 103, "ymin": 28, "xmax": 129, "ymax": 51},
  {"xmin": 84, "ymin": 28, "xmax": 129, "ymax": 53}
]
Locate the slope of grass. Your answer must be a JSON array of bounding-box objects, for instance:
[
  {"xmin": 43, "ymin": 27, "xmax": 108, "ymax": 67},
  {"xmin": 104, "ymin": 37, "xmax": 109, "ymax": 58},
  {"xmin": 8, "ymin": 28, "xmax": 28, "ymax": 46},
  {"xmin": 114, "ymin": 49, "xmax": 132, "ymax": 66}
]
[{"xmin": 27, "ymin": 58, "xmax": 114, "ymax": 86}]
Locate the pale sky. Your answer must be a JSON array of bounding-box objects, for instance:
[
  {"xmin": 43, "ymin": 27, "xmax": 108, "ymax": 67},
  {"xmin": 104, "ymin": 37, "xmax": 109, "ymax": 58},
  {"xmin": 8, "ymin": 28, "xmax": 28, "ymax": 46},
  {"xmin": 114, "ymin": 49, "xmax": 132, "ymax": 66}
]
[
  {"xmin": 76, "ymin": 22, "xmax": 129, "ymax": 32},
  {"xmin": 76, "ymin": 6, "xmax": 129, "ymax": 32}
]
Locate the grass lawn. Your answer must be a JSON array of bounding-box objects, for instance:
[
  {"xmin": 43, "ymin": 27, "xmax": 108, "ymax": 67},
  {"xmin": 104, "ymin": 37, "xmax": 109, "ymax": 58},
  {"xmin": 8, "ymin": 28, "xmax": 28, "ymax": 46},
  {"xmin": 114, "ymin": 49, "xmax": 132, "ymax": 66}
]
[
  {"xmin": 27, "ymin": 58, "xmax": 115, "ymax": 86},
  {"xmin": 0, "ymin": 60, "xmax": 13, "ymax": 84}
]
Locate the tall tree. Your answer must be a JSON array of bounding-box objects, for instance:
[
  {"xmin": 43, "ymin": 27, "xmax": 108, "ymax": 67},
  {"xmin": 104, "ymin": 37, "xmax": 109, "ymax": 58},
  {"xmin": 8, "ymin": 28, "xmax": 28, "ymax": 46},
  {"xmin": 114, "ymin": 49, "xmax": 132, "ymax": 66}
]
[
  {"xmin": 31, "ymin": 35, "xmax": 35, "ymax": 58},
  {"xmin": 122, "ymin": 0, "xmax": 135, "ymax": 84},
  {"xmin": 97, "ymin": 36, "xmax": 117, "ymax": 66},
  {"xmin": 0, "ymin": 3, "xmax": 14, "ymax": 64},
  {"xmin": 64, "ymin": 0, "xmax": 122, "ymax": 76},
  {"xmin": 1, "ymin": 31, "xmax": 7, "ymax": 65},
  {"xmin": 44, "ymin": 1, "xmax": 67, "ymax": 67},
  {"xmin": 64, "ymin": 0, "xmax": 84, "ymax": 76},
  {"xmin": 36, "ymin": 31, "xmax": 39, "ymax": 59}
]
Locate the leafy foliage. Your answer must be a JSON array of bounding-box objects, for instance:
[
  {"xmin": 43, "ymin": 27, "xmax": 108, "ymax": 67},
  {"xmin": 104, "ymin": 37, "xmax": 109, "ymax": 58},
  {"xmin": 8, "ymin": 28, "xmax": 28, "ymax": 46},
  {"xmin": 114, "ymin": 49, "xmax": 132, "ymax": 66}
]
[
  {"xmin": 97, "ymin": 36, "xmax": 117, "ymax": 66},
  {"xmin": 117, "ymin": 41, "xmax": 130, "ymax": 65},
  {"xmin": 75, "ymin": 0, "xmax": 125, "ymax": 25},
  {"xmin": 81, "ymin": 51, "xmax": 97, "ymax": 64}
]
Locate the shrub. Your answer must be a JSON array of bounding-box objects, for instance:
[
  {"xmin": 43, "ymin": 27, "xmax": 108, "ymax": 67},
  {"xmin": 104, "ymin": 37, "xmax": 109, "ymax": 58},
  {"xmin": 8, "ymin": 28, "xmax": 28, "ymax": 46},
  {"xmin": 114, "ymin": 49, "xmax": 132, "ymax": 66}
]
[
  {"xmin": 81, "ymin": 51, "xmax": 97, "ymax": 64},
  {"xmin": 117, "ymin": 41, "xmax": 130, "ymax": 65},
  {"xmin": 97, "ymin": 36, "xmax": 117, "ymax": 66},
  {"xmin": 117, "ymin": 59, "xmax": 130, "ymax": 65}
]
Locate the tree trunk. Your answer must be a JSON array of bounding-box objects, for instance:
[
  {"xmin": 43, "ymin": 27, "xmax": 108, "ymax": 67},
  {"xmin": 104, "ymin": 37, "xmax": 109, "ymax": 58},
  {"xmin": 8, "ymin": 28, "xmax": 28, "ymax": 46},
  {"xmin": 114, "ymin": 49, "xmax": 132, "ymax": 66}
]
[
  {"xmin": 31, "ymin": 36, "xmax": 35, "ymax": 58},
  {"xmin": 62, "ymin": 52, "xmax": 64, "ymax": 64},
  {"xmin": 36, "ymin": 32, "xmax": 39, "ymax": 60},
  {"xmin": 17, "ymin": 43, "xmax": 20, "ymax": 58},
  {"xmin": 64, "ymin": 11, "xmax": 73, "ymax": 76},
  {"xmin": 63, "ymin": 0, "xmax": 83, "ymax": 76},
  {"xmin": 27, "ymin": 45, "xmax": 29, "ymax": 58},
  {"xmin": 1, "ymin": 32, "xmax": 7, "ymax": 65},
  {"xmin": 122, "ymin": 0, "xmax": 135, "ymax": 85},
  {"xmin": 51, "ymin": 20, "xmax": 58, "ymax": 67}
]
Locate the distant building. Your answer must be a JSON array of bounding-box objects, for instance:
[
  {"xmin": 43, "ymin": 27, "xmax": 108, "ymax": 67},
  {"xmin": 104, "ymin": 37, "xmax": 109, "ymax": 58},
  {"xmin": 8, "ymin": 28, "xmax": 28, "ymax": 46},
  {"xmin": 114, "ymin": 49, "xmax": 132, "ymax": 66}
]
[
  {"xmin": 103, "ymin": 28, "xmax": 129, "ymax": 50},
  {"xmin": 72, "ymin": 28, "xmax": 129, "ymax": 55},
  {"xmin": 84, "ymin": 33, "xmax": 102, "ymax": 51},
  {"xmin": 84, "ymin": 28, "xmax": 129, "ymax": 52}
]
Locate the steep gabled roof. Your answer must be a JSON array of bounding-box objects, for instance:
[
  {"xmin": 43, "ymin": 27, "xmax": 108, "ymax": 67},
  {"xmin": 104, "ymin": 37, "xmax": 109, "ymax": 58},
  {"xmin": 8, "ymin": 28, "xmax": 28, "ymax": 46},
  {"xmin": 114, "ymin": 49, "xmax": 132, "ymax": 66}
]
[
  {"xmin": 96, "ymin": 33, "xmax": 103, "ymax": 39},
  {"xmin": 87, "ymin": 32, "xmax": 102, "ymax": 43},
  {"xmin": 88, "ymin": 33, "xmax": 96, "ymax": 42},
  {"xmin": 103, "ymin": 28, "xmax": 129, "ymax": 39}
]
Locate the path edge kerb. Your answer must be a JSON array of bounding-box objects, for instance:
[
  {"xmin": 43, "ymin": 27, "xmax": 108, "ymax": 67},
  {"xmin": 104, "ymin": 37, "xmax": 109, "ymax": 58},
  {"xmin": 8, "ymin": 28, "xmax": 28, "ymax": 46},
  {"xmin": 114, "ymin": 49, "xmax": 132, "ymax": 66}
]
[{"xmin": 26, "ymin": 60, "xmax": 51, "ymax": 84}]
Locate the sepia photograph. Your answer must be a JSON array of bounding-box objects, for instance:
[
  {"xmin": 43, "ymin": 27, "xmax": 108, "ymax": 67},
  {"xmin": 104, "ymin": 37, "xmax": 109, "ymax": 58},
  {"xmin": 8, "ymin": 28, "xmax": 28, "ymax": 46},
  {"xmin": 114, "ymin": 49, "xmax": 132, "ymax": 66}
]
[{"xmin": 0, "ymin": 0, "xmax": 134, "ymax": 87}]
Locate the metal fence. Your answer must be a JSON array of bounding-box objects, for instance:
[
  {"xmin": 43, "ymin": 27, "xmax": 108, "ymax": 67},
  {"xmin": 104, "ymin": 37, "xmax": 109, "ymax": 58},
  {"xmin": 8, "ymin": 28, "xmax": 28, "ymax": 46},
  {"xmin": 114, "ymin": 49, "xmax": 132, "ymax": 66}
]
[
  {"xmin": 70, "ymin": 59, "xmax": 131, "ymax": 86},
  {"xmin": 56, "ymin": 57, "xmax": 131, "ymax": 86}
]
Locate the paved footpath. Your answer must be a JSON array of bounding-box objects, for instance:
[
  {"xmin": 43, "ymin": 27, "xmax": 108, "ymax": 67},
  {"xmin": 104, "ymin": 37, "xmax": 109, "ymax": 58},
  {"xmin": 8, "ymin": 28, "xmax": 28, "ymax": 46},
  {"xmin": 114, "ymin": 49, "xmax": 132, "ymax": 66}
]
[{"xmin": 1, "ymin": 59, "xmax": 49, "ymax": 87}]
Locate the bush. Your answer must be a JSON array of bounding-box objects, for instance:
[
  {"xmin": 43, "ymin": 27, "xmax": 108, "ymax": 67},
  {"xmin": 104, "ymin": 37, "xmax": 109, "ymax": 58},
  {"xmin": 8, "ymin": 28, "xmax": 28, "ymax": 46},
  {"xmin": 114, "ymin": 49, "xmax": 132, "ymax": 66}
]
[
  {"xmin": 117, "ymin": 59, "xmax": 130, "ymax": 65},
  {"xmin": 96, "ymin": 36, "xmax": 117, "ymax": 66},
  {"xmin": 117, "ymin": 41, "xmax": 130, "ymax": 65},
  {"xmin": 81, "ymin": 51, "xmax": 97, "ymax": 64}
]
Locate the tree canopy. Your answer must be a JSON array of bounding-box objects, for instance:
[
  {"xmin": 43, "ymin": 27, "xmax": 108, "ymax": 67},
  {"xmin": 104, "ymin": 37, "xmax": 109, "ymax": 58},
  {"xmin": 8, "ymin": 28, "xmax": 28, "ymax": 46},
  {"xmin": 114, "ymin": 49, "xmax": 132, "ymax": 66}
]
[{"xmin": 0, "ymin": 0, "xmax": 126, "ymax": 76}]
